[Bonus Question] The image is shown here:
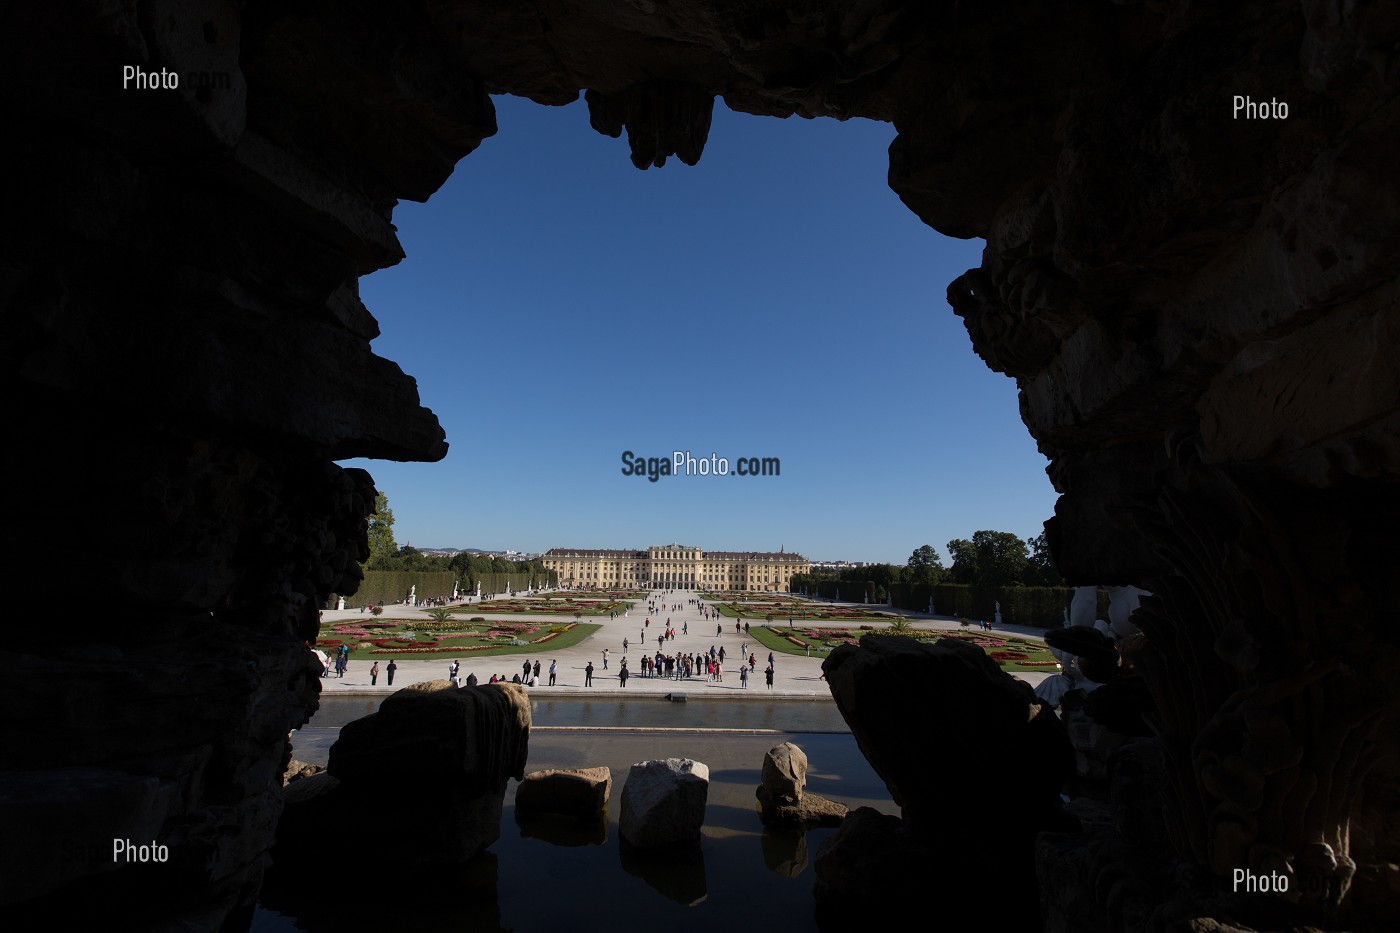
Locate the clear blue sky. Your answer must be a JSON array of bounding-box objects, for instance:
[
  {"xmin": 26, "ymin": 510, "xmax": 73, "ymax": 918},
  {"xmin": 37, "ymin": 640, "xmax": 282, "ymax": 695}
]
[{"xmin": 343, "ymin": 94, "xmax": 1057, "ymax": 564}]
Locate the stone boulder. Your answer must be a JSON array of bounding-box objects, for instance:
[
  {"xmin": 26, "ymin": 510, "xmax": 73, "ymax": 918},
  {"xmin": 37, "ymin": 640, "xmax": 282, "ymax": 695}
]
[
  {"xmin": 274, "ymin": 681, "xmax": 529, "ymax": 875},
  {"xmin": 813, "ymin": 807, "xmax": 939, "ymax": 927},
  {"xmin": 516, "ymin": 767, "xmax": 611, "ymax": 819},
  {"xmin": 821, "ymin": 635, "xmax": 1072, "ymax": 841},
  {"xmin": 760, "ymin": 742, "xmax": 807, "ymax": 801},
  {"xmin": 755, "ymin": 742, "xmax": 847, "ymax": 827},
  {"xmin": 619, "ymin": 758, "xmax": 709, "ymax": 848},
  {"xmin": 282, "ymin": 759, "xmax": 324, "ymax": 786},
  {"xmin": 816, "ymin": 636, "xmax": 1075, "ymax": 928}
]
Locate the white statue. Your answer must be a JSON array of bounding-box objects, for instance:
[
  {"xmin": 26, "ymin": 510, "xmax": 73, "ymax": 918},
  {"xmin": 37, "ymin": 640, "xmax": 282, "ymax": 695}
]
[
  {"xmin": 452, "ymin": 581, "xmax": 459, "ymax": 600},
  {"xmin": 994, "ymin": 600, "xmax": 1002, "ymax": 626},
  {"xmin": 337, "ymin": 596, "xmax": 345, "ymax": 611},
  {"xmin": 408, "ymin": 584, "xmax": 417, "ymax": 607},
  {"xmin": 1069, "ymin": 585, "xmax": 1097, "ymax": 629},
  {"xmin": 1106, "ymin": 585, "xmax": 1149, "ymax": 639}
]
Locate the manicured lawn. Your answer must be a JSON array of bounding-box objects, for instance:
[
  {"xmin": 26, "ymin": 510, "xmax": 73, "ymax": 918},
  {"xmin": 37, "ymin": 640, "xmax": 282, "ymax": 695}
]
[
  {"xmin": 316, "ymin": 620, "xmax": 602, "ymax": 660},
  {"xmin": 751, "ymin": 626, "xmax": 1062, "ymax": 673}
]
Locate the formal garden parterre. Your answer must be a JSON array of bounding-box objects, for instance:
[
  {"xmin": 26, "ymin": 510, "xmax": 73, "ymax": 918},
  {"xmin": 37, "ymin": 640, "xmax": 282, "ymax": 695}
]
[
  {"xmin": 748, "ymin": 625, "xmax": 1061, "ymax": 673},
  {"xmin": 315, "ymin": 618, "xmax": 602, "ymax": 658}
]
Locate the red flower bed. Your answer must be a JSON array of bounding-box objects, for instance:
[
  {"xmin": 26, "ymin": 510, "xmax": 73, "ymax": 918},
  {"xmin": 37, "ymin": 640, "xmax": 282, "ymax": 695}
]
[
  {"xmin": 316, "ymin": 639, "xmax": 343, "ymax": 648},
  {"xmin": 988, "ymin": 651, "xmax": 1030, "ymax": 661}
]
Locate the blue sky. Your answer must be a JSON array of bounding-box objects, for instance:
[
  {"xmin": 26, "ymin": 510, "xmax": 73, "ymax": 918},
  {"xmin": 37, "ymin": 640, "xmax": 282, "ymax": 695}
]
[{"xmin": 344, "ymin": 94, "xmax": 1057, "ymax": 564}]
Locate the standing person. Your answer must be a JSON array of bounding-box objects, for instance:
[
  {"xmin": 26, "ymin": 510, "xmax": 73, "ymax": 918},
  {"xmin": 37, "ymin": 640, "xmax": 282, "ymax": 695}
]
[
  {"xmin": 450, "ymin": 659, "xmax": 461, "ymax": 687},
  {"xmin": 386, "ymin": 659, "xmax": 397, "ymax": 686},
  {"xmin": 522, "ymin": 660, "xmax": 531, "ymax": 682},
  {"xmin": 719, "ymin": 646, "xmax": 726, "ymax": 664},
  {"xmin": 765, "ymin": 665, "xmax": 774, "ymax": 690},
  {"xmin": 749, "ymin": 653, "xmax": 757, "ymax": 672},
  {"xmin": 370, "ymin": 662, "xmax": 379, "ymax": 686},
  {"xmin": 548, "ymin": 660, "xmax": 557, "ymax": 686},
  {"xmin": 623, "ymin": 637, "xmax": 629, "ymax": 653},
  {"xmin": 466, "ymin": 671, "xmax": 478, "ymax": 687},
  {"xmin": 603, "ymin": 648, "xmax": 609, "ymax": 670},
  {"xmin": 740, "ymin": 666, "xmax": 748, "ymax": 689},
  {"xmin": 619, "ymin": 662, "xmax": 629, "ymax": 688},
  {"xmin": 585, "ymin": 662, "xmax": 594, "ymax": 686},
  {"xmin": 533, "ymin": 660, "xmax": 542, "ymax": 682},
  {"xmin": 768, "ymin": 651, "xmax": 775, "ymax": 668}
]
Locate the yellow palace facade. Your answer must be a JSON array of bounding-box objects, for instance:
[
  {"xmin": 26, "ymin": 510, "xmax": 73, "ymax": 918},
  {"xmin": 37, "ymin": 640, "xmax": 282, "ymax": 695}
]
[{"xmin": 542, "ymin": 544, "xmax": 809, "ymax": 592}]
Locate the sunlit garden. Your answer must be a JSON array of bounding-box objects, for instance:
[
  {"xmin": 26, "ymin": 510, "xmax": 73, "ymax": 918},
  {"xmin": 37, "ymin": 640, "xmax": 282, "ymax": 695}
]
[
  {"xmin": 315, "ymin": 617, "xmax": 602, "ymax": 659},
  {"xmin": 748, "ymin": 625, "xmax": 1061, "ymax": 673}
]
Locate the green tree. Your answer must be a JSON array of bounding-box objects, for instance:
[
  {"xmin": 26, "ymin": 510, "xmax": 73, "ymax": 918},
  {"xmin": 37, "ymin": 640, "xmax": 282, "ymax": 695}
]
[
  {"xmin": 947, "ymin": 532, "xmax": 1031, "ymax": 587},
  {"xmin": 907, "ymin": 545, "xmax": 946, "ymax": 585},
  {"xmin": 947, "ymin": 538, "xmax": 978, "ymax": 584},
  {"xmin": 1026, "ymin": 532, "xmax": 1062, "ymax": 586},
  {"xmin": 970, "ymin": 530, "xmax": 1030, "ymax": 587},
  {"xmin": 364, "ymin": 492, "xmax": 398, "ymax": 569}
]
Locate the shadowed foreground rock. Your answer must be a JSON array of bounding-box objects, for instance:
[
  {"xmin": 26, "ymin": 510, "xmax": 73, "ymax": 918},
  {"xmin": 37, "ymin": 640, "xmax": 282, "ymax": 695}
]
[
  {"xmin": 272, "ymin": 681, "xmax": 529, "ymax": 876},
  {"xmin": 815, "ymin": 636, "xmax": 1073, "ymax": 930}
]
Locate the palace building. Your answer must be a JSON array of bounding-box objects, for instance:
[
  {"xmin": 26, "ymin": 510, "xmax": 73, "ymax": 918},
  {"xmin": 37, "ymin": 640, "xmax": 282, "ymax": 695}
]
[{"xmin": 542, "ymin": 544, "xmax": 809, "ymax": 592}]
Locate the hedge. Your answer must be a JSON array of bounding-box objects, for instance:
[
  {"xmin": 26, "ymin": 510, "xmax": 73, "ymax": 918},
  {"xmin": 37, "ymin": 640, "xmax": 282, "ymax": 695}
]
[
  {"xmin": 463, "ymin": 571, "xmax": 556, "ymax": 596},
  {"xmin": 885, "ymin": 583, "xmax": 1110, "ymax": 629},
  {"xmin": 809, "ymin": 579, "xmax": 875, "ymax": 603},
  {"xmin": 329, "ymin": 571, "xmax": 456, "ymax": 609}
]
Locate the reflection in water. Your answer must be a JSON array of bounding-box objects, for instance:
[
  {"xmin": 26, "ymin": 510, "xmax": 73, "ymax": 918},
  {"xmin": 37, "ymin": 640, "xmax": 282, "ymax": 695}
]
[
  {"xmin": 309, "ymin": 695, "xmax": 852, "ymax": 732},
  {"xmin": 619, "ymin": 840, "xmax": 708, "ymax": 906},
  {"xmin": 516, "ymin": 809, "xmax": 609, "ymax": 847},
  {"xmin": 257, "ymin": 850, "xmax": 505, "ymax": 933},
  {"xmin": 262, "ymin": 707, "xmax": 893, "ymax": 933},
  {"xmin": 761, "ymin": 827, "xmax": 809, "ymax": 878}
]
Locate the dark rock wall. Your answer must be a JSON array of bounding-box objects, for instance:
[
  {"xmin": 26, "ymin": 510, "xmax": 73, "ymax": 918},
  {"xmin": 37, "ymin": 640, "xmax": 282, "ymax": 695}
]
[{"xmin": 3, "ymin": 1, "xmax": 1397, "ymax": 929}]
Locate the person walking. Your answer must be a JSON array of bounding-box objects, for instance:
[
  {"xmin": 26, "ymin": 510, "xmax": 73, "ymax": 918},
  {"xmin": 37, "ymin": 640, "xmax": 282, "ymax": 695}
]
[
  {"xmin": 370, "ymin": 662, "xmax": 379, "ymax": 686},
  {"xmin": 585, "ymin": 661, "xmax": 594, "ymax": 686},
  {"xmin": 716, "ymin": 623, "xmax": 722, "ymax": 637},
  {"xmin": 548, "ymin": 660, "xmax": 557, "ymax": 686},
  {"xmin": 386, "ymin": 659, "xmax": 396, "ymax": 686},
  {"xmin": 623, "ymin": 637, "xmax": 629, "ymax": 653},
  {"xmin": 682, "ymin": 621, "xmax": 688, "ymax": 635}
]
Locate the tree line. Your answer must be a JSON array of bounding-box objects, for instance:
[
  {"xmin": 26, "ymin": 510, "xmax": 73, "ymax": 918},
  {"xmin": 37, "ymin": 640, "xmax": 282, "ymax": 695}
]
[{"xmin": 791, "ymin": 530, "xmax": 1060, "ymax": 592}]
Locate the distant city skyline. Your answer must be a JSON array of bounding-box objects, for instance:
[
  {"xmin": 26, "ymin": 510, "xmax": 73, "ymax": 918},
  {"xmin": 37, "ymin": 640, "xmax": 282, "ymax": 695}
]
[{"xmin": 343, "ymin": 93, "xmax": 1059, "ymax": 565}]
